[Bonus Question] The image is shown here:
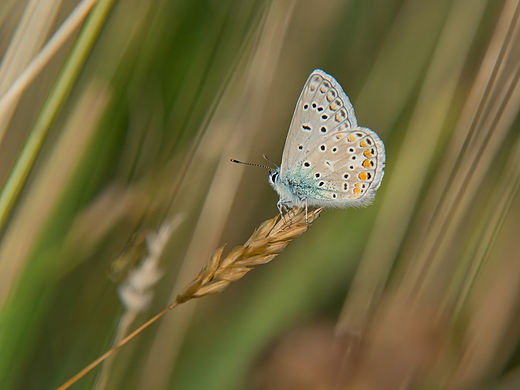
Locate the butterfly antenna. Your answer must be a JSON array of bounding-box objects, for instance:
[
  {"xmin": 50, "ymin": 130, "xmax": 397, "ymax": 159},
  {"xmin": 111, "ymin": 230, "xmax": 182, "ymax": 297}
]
[
  {"xmin": 262, "ymin": 154, "xmax": 279, "ymax": 168},
  {"xmin": 230, "ymin": 159, "xmax": 272, "ymax": 171}
]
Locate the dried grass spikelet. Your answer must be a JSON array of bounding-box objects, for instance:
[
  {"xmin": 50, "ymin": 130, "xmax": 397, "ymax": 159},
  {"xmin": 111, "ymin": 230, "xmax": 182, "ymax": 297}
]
[{"xmin": 176, "ymin": 207, "xmax": 322, "ymax": 303}]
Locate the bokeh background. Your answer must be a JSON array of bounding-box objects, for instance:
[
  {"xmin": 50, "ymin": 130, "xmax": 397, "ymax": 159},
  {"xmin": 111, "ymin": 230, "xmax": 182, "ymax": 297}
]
[{"xmin": 1, "ymin": 0, "xmax": 520, "ymax": 389}]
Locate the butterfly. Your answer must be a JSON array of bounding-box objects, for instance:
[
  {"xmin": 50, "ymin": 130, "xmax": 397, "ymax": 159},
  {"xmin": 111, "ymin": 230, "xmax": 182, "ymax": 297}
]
[{"xmin": 268, "ymin": 69, "xmax": 385, "ymax": 215}]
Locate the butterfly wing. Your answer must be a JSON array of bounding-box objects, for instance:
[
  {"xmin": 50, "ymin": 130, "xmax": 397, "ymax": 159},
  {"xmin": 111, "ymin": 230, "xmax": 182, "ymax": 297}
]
[
  {"xmin": 295, "ymin": 127, "xmax": 386, "ymax": 207},
  {"xmin": 280, "ymin": 69, "xmax": 358, "ymax": 174},
  {"xmin": 277, "ymin": 69, "xmax": 385, "ymax": 208}
]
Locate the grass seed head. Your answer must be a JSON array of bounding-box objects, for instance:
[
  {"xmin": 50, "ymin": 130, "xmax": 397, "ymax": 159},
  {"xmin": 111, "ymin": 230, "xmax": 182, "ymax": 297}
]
[{"xmin": 175, "ymin": 208, "xmax": 322, "ymax": 303}]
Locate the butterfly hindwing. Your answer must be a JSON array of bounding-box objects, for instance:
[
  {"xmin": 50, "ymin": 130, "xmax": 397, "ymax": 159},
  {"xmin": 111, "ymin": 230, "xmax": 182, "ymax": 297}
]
[{"xmin": 295, "ymin": 127, "xmax": 385, "ymax": 207}]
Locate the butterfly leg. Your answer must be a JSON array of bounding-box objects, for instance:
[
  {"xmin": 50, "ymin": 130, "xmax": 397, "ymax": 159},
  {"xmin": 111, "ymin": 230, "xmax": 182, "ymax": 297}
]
[
  {"xmin": 277, "ymin": 200, "xmax": 293, "ymax": 225},
  {"xmin": 277, "ymin": 200, "xmax": 284, "ymax": 217},
  {"xmin": 285, "ymin": 204, "xmax": 294, "ymax": 226},
  {"xmin": 277, "ymin": 200, "xmax": 287, "ymax": 224}
]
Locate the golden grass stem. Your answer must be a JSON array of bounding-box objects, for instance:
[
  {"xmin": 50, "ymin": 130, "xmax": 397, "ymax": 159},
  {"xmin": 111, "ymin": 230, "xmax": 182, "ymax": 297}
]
[
  {"xmin": 57, "ymin": 207, "xmax": 321, "ymax": 389},
  {"xmin": 56, "ymin": 302, "xmax": 179, "ymax": 390}
]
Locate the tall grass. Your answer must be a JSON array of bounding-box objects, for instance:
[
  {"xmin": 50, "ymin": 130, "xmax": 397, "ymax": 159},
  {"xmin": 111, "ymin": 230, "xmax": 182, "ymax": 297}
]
[{"xmin": 0, "ymin": 0, "xmax": 519, "ymax": 389}]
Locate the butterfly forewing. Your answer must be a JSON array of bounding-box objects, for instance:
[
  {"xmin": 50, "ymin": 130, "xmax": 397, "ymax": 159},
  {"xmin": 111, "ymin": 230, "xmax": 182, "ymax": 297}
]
[{"xmin": 280, "ymin": 69, "xmax": 358, "ymax": 174}]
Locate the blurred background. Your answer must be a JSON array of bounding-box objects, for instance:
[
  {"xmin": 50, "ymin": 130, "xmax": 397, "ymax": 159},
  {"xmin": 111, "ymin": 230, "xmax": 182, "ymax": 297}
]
[{"xmin": 1, "ymin": 0, "xmax": 520, "ymax": 389}]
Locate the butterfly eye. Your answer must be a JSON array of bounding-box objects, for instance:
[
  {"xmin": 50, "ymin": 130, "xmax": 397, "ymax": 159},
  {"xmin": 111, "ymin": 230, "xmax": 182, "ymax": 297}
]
[{"xmin": 269, "ymin": 172, "xmax": 279, "ymax": 183}]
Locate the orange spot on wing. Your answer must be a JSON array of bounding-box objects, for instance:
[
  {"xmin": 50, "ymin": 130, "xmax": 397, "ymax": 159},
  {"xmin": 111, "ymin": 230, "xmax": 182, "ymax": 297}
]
[
  {"xmin": 359, "ymin": 172, "xmax": 368, "ymax": 181},
  {"xmin": 364, "ymin": 149, "xmax": 372, "ymax": 158},
  {"xmin": 362, "ymin": 159, "xmax": 371, "ymax": 168},
  {"xmin": 360, "ymin": 140, "xmax": 368, "ymax": 147},
  {"xmin": 348, "ymin": 134, "xmax": 356, "ymax": 142}
]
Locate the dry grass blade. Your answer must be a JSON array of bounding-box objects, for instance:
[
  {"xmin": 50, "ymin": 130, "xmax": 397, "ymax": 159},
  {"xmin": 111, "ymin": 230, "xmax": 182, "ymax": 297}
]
[
  {"xmin": 176, "ymin": 207, "xmax": 321, "ymax": 303},
  {"xmin": 57, "ymin": 207, "xmax": 321, "ymax": 389}
]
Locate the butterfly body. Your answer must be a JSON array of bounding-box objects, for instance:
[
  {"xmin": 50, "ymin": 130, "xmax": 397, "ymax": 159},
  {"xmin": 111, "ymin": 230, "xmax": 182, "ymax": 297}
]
[{"xmin": 270, "ymin": 69, "xmax": 385, "ymax": 212}]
